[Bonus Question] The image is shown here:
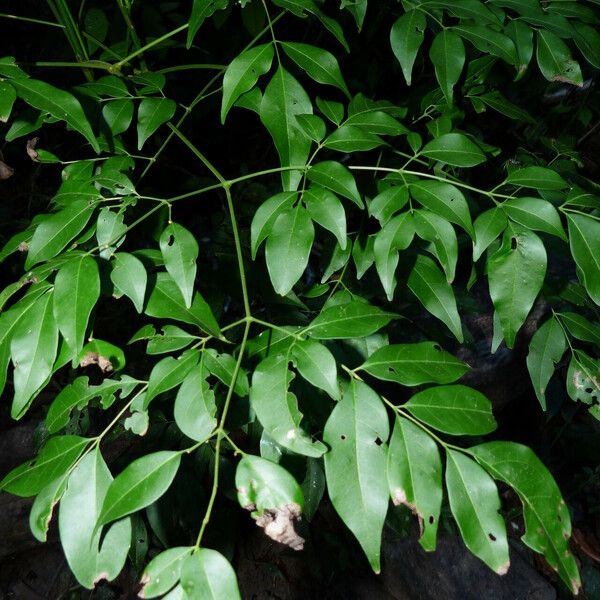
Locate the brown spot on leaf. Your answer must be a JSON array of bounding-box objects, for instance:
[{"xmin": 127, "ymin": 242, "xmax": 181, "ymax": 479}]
[
  {"xmin": 137, "ymin": 573, "xmax": 150, "ymax": 598},
  {"xmin": 0, "ymin": 159, "xmax": 14, "ymax": 180},
  {"xmin": 26, "ymin": 137, "xmax": 39, "ymax": 161},
  {"xmin": 80, "ymin": 352, "xmax": 113, "ymax": 373},
  {"xmin": 18, "ymin": 241, "xmax": 29, "ymax": 252},
  {"xmin": 496, "ymin": 560, "xmax": 510, "ymax": 576},
  {"xmin": 253, "ymin": 503, "xmax": 305, "ymax": 551},
  {"xmin": 93, "ymin": 572, "xmax": 109, "ymax": 586}
]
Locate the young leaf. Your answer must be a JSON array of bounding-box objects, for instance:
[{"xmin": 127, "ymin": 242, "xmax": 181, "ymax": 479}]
[
  {"xmin": 159, "ymin": 223, "xmax": 199, "ymax": 308},
  {"xmin": 203, "ymin": 349, "xmax": 250, "ymax": 397},
  {"xmin": 137, "ymin": 98, "xmax": 176, "ymax": 150},
  {"xmin": 405, "ymin": 385, "xmax": 496, "ymax": 435},
  {"xmin": 369, "ymin": 186, "xmax": 409, "ymax": 225},
  {"xmin": 147, "ymin": 325, "xmax": 197, "ymax": 355},
  {"xmin": 59, "ymin": 449, "xmax": 131, "ymax": 589},
  {"xmin": 316, "ymin": 97, "xmax": 344, "ymax": 125},
  {"xmin": 421, "ymin": 133, "xmax": 485, "ymax": 167},
  {"xmin": 180, "ymin": 550, "xmax": 241, "ymax": 600},
  {"xmin": 296, "ymin": 113, "xmax": 326, "ymax": 142},
  {"xmin": 26, "ymin": 200, "xmax": 96, "ymax": 268},
  {"xmin": 410, "ymin": 180, "xmax": 474, "ymax": 236},
  {"xmin": 221, "ymin": 43, "xmax": 274, "ymax": 123},
  {"xmin": 445, "ymin": 450, "xmax": 509, "ymax": 575},
  {"xmin": 250, "ymin": 353, "xmax": 327, "ymax": 457},
  {"xmin": 174, "ymin": 365, "xmax": 217, "ymax": 442},
  {"xmin": 473, "ymin": 208, "xmax": 508, "ymax": 261},
  {"xmin": 11, "ymin": 78, "xmax": 99, "ymax": 152},
  {"xmin": 414, "ymin": 210, "xmax": 458, "ymax": 283},
  {"xmin": 408, "ymin": 254, "xmax": 464, "ymax": 342},
  {"xmin": 374, "ymin": 212, "xmax": 415, "ymax": 300},
  {"xmin": 536, "ymin": 29, "xmax": 583, "ymax": 87},
  {"xmin": 98, "ymin": 451, "xmax": 182, "ymax": 526},
  {"xmin": 11, "ymin": 291, "xmax": 58, "ymax": 418},
  {"xmin": 96, "ymin": 209, "xmax": 127, "ymax": 259},
  {"xmin": 305, "ymin": 300, "xmax": 396, "ymax": 339},
  {"xmin": 280, "ymin": 42, "xmax": 350, "ymax": 97},
  {"xmin": 111, "ymin": 252, "xmax": 148, "ymax": 313},
  {"xmin": 388, "ymin": 416, "xmax": 442, "ymax": 551},
  {"xmin": 454, "ymin": 24, "xmax": 517, "ymax": 65},
  {"xmin": 429, "ymin": 30, "xmax": 465, "ymax": 105},
  {"xmin": 265, "ymin": 205, "xmax": 315, "ymax": 296},
  {"xmin": 505, "ymin": 166, "xmax": 567, "ymax": 190},
  {"xmin": 102, "ymin": 99, "xmax": 134, "ymax": 136},
  {"xmin": 306, "ymin": 161, "xmax": 362, "ymax": 208},
  {"xmin": 323, "ymin": 380, "xmax": 389, "ymax": 573},
  {"xmin": 345, "ymin": 110, "xmax": 408, "ymax": 137},
  {"xmin": 526, "ymin": 317, "xmax": 567, "ymax": 410},
  {"xmin": 250, "ymin": 192, "xmax": 297, "ymax": 259},
  {"xmin": 0, "ymin": 81, "xmax": 16, "ymax": 122},
  {"xmin": 304, "ymin": 187, "xmax": 347, "ymax": 249},
  {"xmin": 487, "ymin": 229, "xmax": 547, "ymax": 348},
  {"xmin": 390, "ymin": 10, "xmax": 426, "ymax": 86},
  {"xmin": 53, "ymin": 255, "xmax": 100, "ymax": 356},
  {"xmin": 359, "ymin": 342, "xmax": 469, "ymax": 386},
  {"xmin": 139, "ymin": 546, "xmax": 192, "ymax": 599},
  {"xmin": 291, "ymin": 339, "xmax": 340, "ymax": 400},
  {"xmin": 144, "ymin": 349, "xmax": 200, "ymax": 408},
  {"xmin": 145, "ymin": 272, "xmax": 221, "ymax": 337},
  {"xmin": 260, "ymin": 66, "xmax": 313, "ymax": 191},
  {"xmin": 323, "ymin": 123, "xmax": 384, "ymax": 152},
  {"xmin": 502, "ymin": 197, "xmax": 566, "ymax": 240},
  {"xmin": 472, "ymin": 442, "xmax": 581, "ymax": 594},
  {"xmin": 567, "ymin": 213, "xmax": 600, "ymax": 305}
]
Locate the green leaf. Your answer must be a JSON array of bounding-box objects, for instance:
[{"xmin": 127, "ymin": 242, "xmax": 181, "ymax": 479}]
[
  {"xmin": 323, "ymin": 380, "xmax": 389, "ymax": 572},
  {"xmin": 221, "ymin": 43, "xmax": 274, "ymax": 123},
  {"xmin": 26, "ymin": 200, "xmax": 96, "ymax": 268},
  {"xmin": 323, "ymin": 123, "xmax": 384, "ymax": 152},
  {"xmin": 536, "ymin": 29, "xmax": 583, "ymax": 87},
  {"xmin": 296, "ymin": 113, "xmax": 326, "ymax": 142},
  {"xmin": 473, "ymin": 208, "xmax": 508, "ymax": 261},
  {"xmin": 369, "ymin": 186, "xmax": 409, "ymax": 225},
  {"xmin": 352, "ymin": 234, "xmax": 375, "ymax": 279},
  {"xmin": 265, "ymin": 205, "xmax": 314, "ymax": 296},
  {"xmin": 445, "ymin": 450, "xmax": 509, "ymax": 574},
  {"xmin": 137, "ymin": 98, "xmax": 176, "ymax": 150},
  {"xmin": 146, "ymin": 272, "xmax": 221, "ymax": 337},
  {"xmin": 454, "ymin": 24, "xmax": 517, "ymax": 65},
  {"xmin": 526, "ymin": 317, "xmax": 567, "ymax": 410},
  {"xmin": 305, "ymin": 300, "xmax": 396, "ymax": 339},
  {"xmin": 342, "ymin": 0, "xmax": 368, "ymax": 30},
  {"xmin": 98, "ymin": 451, "xmax": 182, "ymax": 526},
  {"xmin": 280, "ymin": 42, "xmax": 350, "ymax": 97},
  {"xmin": 0, "ymin": 81, "xmax": 16, "ymax": 122},
  {"xmin": 505, "ymin": 20, "xmax": 534, "ymax": 79},
  {"xmin": 505, "ymin": 166, "xmax": 567, "ymax": 190},
  {"xmin": 102, "ymin": 99, "xmax": 134, "ymax": 136},
  {"xmin": 180, "ymin": 550, "xmax": 241, "ymax": 600},
  {"xmin": 29, "ymin": 472, "xmax": 69, "ymax": 542},
  {"xmin": 414, "ymin": 209, "xmax": 458, "ymax": 283},
  {"xmin": 144, "ymin": 349, "xmax": 200, "ymax": 408},
  {"xmin": 405, "ymin": 385, "xmax": 496, "ymax": 435},
  {"xmin": 388, "ymin": 416, "xmax": 442, "ymax": 551},
  {"xmin": 345, "ymin": 110, "xmax": 408, "ymax": 137},
  {"xmin": 250, "ymin": 353, "xmax": 327, "ymax": 457},
  {"xmin": 304, "ymin": 187, "xmax": 347, "ymax": 249},
  {"xmin": 390, "ymin": 10, "xmax": 426, "ymax": 86},
  {"xmin": 260, "ymin": 66, "xmax": 313, "ymax": 191},
  {"xmin": 159, "ymin": 223, "xmax": 199, "ymax": 308},
  {"xmin": 174, "ymin": 365, "xmax": 217, "ymax": 442},
  {"xmin": 96, "ymin": 209, "xmax": 127, "ymax": 259},
  {"xmin": 476, "ymin": 91, "xmax": 536, "ymax": 123},
  {"xmin": 250, "ymin": 191, "xmax": 297, "ymax": 259},
  {"xmin": 139, "ymin": 547, "xmax": 192, "ymax": 599},
  {"xmin": 59, "ymin": 449, "xmax": 131, "ymax": 589},
  {"xmin": 53, "ymin": 255, "xmax": 100, "ymax": 356},
  {"xmin": 306, "ymin": 161, "xmax": 362, "ymax": 208},
  {"xmin": 567, "ymin": 213, "xmax": 600, "ymax": 305},
  {"xmin": 316, "ymin": 97, "xmax": 344, "ymax": 125},
  {"xmin": 429, "ymin": 30, "xmax": 465, "ymax": 105},
  {"xmin": 203, "ymin": 349, "xmax": 250, "ymax": 397},
  {"xmin": 560, "ymin": 312, "xmax": 600, "ymax": 347},
  {"xmin": 111, "ymin": 252, "xmax": 148, "ymax": 313},
  {"xmin": 291, "ymin": 339, "xmax": 340, "ymax": 400},
  {"xmin": 472, "ymin": 442, "xmax": 581, "ymax": 594},
  {"xmin": 503, "ymin": 197, "xmax": 566, "ymax": 240},
  {"xmin": 374, "ymin": 212, "xmax": 415, "ymax": 300},
  {"xmin": 359, "ymin": 342, "xmax": 469, "ymax": 386},
  {"xmin": 421, "ymin": 133, "xmax": 485, "ymax": 167},
  {"xmin": 410, "ymin": 180, "xmax": 474, "ymax": 236},
  {"xmin": 11, "ymin": 291, "xmax": 58, "ymax": 418},
  {"xmin": 408, "ymin": 254, "xmax": 463, "ymax": 342},
  {"xmin": 574, "ymin": 25, "xmax": 600, "ymax": 69},
  {"xmin": 10, "ymin": 78, "xmax": 99, "ymax": 152},
  {"xmin": 147, "ymin": 325, "xmax": 197, "ymax": 355},
  {"xmin": 187, "ymin": 0, "xmax": 228, "ymax": 47},
  {"xmin": 487, "ymin": 229, "xmax": 547, "ymax": 348},
  {"xmin": 0, "ymin": 435, "xmax": 88, "ymax": 497}
]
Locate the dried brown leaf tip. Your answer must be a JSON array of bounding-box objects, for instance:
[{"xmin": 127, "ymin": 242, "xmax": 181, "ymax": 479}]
[
  {"xmin": 253, "ymin": 503, "xmax": 305, "ymax": 551},
  {"xmin": 0, "ymin": 159, "xmax": 14, "ymax": 180},
  {"xmin": 26, "ymin": 137, "xmax": 39, "ymax": 161},
  {"xmin": 80, "ymin": 352, "xmax": 114, "ymax": 373}
]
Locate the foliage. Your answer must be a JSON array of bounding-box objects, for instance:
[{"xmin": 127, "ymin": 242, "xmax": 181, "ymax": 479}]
[{"xmin": 0, "ymin": 0, "xmax": 599, "ymax": 596}]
